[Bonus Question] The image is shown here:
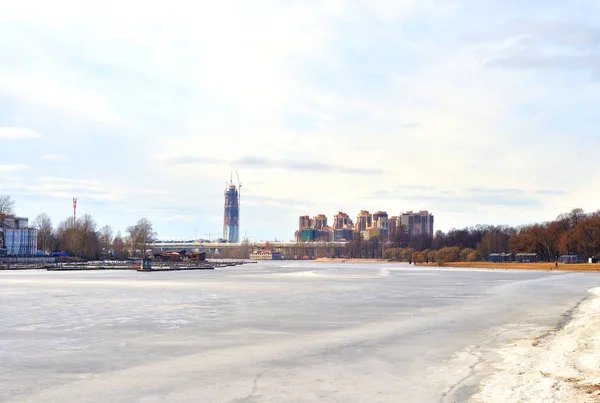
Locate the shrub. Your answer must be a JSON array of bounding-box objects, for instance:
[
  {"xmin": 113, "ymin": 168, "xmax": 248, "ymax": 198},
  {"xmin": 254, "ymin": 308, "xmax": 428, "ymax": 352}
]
[
  {"xmin": 437, "ymin": 246, "xmax": 460, "ymax": 262},
  {"xmin": 412, "ymin": 251, "xmax": 426, "ymax": 263}
]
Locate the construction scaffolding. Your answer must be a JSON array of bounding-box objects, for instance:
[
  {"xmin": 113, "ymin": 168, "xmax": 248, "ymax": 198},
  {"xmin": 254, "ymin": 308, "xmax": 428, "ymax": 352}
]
[{"xmin": 223, "ymin": 179, "xmax": 240, "ymax": 243}]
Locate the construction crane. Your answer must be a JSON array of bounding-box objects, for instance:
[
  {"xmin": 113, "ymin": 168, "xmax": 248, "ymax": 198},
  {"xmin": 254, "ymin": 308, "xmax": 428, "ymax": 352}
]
[
  {"xmin": 242, "ymin": 231, "xmax": 260, "ymax": 242},
  {"xmin": 236, "ymin": 171, "xmax": 242, "ymax": 236}
]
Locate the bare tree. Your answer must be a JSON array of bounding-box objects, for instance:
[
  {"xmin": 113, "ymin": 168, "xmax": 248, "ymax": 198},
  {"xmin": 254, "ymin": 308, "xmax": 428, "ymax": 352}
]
[
  {"xmin": 0, "ymin": 195, "xmax": 15, "ymax": 249},
  {"xmin": 55, "ymin": 214, "xmax": 101, "ymax": 259},
  {"xmin": 99, "ymin": 225, "xmax": 113, "ymax": 251},
  {"xmin": 0, "ymin": 195, "xmax": 15, "ymax": 221},
  {"xmin": 32, "ymin": 213, "xmax": 54, "ymax": 254},
  {"xmin": 126, "ymin": 218, "xmax": 156, "ymax": 257},
  {"xmin": 111, "ymin": 231, "xmax": 128, "ymax": 259},
  {"xmin": 56, "ymin": 216, "xmax": 78, "ymax": 253},
  {"xmin": 79, "ymin": 214, "xmax": 100, "ymax": 259}
]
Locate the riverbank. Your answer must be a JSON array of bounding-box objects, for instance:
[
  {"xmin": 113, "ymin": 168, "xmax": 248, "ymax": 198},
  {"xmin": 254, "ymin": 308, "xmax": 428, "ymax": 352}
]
[
  {"xmin": 470, "ymin": 287, "xmax": 600, "ymax": 402},
  {"xmin": 314, "ymin": 257, "xmax": 394, "ymax": 264},
  {"xmin": 314, "ymin": 258, "xmax": 600, "ymax": 272},
  {"xmin": 418, "ymin": 261, "xmax": 600, "ymax": 272}
]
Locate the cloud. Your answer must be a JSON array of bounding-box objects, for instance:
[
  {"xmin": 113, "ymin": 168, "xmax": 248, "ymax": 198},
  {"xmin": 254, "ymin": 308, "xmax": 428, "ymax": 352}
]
[
  {"xmin": 41, "ymin": 154, "xmax": 67, "ymax": 161},
  {"xmin": 403, "ymin": 123, "xmax": 419, "ymax": 128},
  {"xmin": 465, "ymin": 19, "xmax": 600, "ymax": 77},
  {"xmin": 144, "ymin": 209, "xmax": 197, "ymax": 223},
  {"xmin": 243, "ymin": 194, "xmax": 319, "ymax": 211},
  {"xmin": 238, "ymin": 157, "xmax": 387, "ymax": 175},
  {"xmin": 369, "ymin": 187, "xmax": 541, "ymax": 207},
  {"xmin": 468, "ymin": 187, "xmax": 523, "ymax": 194},
  {"xmin": 0, "ymin": 71, "xmax": 121, "ymax": 124},
  {"xmin": 464, "ymin": 19, "xmax": 600, "ymax": 48},
  {"xmin": 0, "ymin": 127, "xmax": 42, "ymax": 139},
  {"xmin": 534, "ymin": 189, "xmax": 567, "ymax": 196},
  {"xmin": 487, "ymin": 54, "xmax": 600, "ymax": 73},
  {"xmin": 1, "ymin": 1, "xmax": 599, "ymax": 240},
  {"xmin": 5, "ymin": 176, "xmax": 121, "ymax": 202},
  {"xmin": 0, "ymin": 164, "xmax": 29, "ymax": 173},
  {"xmin": 154, "ymin": 154, "xmax": 387, "ymax": 175}
]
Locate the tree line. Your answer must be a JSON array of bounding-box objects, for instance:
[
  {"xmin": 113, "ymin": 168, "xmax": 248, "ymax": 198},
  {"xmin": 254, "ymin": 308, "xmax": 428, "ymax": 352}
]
[
  {"xmin": 383, "ymin": 208, "xmax": 600, "ymax": 263},
  {"xmin": 4, "ymin": 194, "xmax": 599, "ymax": 262},
  {"xmin": 2, "ymin": 196, "xmax": 156, "ymax": 260},
  {"xmin": 35, "ymin": 213, "xmax": 156, "ymax": 260}
]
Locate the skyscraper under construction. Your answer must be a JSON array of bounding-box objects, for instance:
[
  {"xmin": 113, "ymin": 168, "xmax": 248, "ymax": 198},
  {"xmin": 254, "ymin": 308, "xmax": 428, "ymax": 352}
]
[{"xmin": 223, "ymin": 177, "xmax": 241, "ymax": 243}]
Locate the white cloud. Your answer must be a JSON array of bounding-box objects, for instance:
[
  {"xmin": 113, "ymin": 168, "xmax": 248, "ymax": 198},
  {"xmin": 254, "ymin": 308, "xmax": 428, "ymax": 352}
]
[
  {"xmin": 41, "ymin": 154, "xmax": 67, "ymax": 161},
  {"xmin": 1, "ymin": 1, "xmax": 599, "ymax": 239},
  {"xmin": 0, "ymin": 72, "xmax": 121, "ymax": 124},
  {"xmin": 0, "ymin": 164, "xmax": 29, "ymax": 173},
  {"xmin": 0, "ymin": 127, "xmax": 43, "ymax": 139},
  {"xmin": 5, "ymin": 176, "xmax": 123, "ymax": 202}
]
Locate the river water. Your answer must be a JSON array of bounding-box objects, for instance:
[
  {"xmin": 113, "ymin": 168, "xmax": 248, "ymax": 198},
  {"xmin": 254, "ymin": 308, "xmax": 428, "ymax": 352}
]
[{"xmin": 1, "ymin": 262, "xmax": 598, "ymax": 402}]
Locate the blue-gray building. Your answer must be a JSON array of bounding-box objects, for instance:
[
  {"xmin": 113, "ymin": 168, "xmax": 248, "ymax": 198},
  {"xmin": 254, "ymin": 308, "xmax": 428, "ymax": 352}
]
[{"xmin": 1, "ymin": 216, "xmax": 38, "ymax": 256}]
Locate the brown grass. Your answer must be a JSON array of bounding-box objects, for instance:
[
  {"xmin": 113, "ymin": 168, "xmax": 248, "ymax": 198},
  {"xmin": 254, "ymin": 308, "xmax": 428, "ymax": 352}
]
[
  {"xmin": 314, "ymin": 258, "xmax": 600, "ymax": 272},
  {"xmin": 314, "ymin": 258, "xmax": 391, "ymax": 264},
  {"xmin": 416, "ymin": 261, "xmax": 600, "ymax": 272}
]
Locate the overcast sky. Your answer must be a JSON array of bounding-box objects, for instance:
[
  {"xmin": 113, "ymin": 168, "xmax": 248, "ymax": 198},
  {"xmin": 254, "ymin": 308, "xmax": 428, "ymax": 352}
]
[{"xmin": 1, "ymin": 0, "xmax": 599, "ymax": 241}]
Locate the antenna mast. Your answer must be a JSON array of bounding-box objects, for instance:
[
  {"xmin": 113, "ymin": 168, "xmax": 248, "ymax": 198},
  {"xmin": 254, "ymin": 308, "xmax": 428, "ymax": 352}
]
[{"xmin": 72, "ymin": 197, "xmax": 77, "ymax": 226}]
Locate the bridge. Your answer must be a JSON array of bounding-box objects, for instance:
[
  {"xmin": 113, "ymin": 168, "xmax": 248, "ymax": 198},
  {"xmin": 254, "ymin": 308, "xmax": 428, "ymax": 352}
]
[{"xmin": 150, "ymin": 241, "xmax": 350, "ymax": 257}]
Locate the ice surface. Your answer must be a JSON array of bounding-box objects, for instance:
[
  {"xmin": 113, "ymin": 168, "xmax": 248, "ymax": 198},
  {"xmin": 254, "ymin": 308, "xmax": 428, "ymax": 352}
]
[
  {"xmin": 1, "ymin": 262, "xmax": 599, "ymax": 403},
  {"xmin": 470, "ymin": 286, "xmax": 600, "ymax": 402}
]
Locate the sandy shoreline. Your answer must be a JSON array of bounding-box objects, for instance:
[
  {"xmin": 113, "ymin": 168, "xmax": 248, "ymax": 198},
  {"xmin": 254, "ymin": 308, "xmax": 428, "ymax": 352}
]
[
  {"xmin": 469, "ymin": 287, "xmax": 600, "ymax": 402},
  {"xmin": 314, "ymin": 258, "xmax": 600, "ymax": 272}
]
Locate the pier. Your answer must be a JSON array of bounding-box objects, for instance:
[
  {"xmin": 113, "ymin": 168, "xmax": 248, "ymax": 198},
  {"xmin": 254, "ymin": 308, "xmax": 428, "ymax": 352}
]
[{"xmin": 1, "ymin": 259, "xmax": 257, "ymax": 272}]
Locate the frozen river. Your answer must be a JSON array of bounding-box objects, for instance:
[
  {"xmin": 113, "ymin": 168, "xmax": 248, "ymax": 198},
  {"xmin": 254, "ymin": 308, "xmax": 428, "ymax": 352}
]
[{"xmin": 1, "ymin": 262, "xmax": 599, "ymax": 402}]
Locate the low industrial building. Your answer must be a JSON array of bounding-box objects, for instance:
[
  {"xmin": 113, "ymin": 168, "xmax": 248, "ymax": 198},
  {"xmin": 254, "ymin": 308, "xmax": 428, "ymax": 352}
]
[
  {"xmin": 488, "ymin": 253, "xmax": 514, "ymax": 263},
  {"xmin": 299, "ymin": 228, "xmax": 331, "ymax": 242},
  {"xmin": 559, "ymin": 255, "xmax": 583, "ymax": 264},
  {"xmin": 249, "ymin": 250, "xmax": 282, "ymax": 260},
  {"xmin": 361, "ymin": 227, "xmax": 388, "ymax": 241},
  {"xmin": 333, "ymin": 228, "xmax": 355, "ymax": 242},
  {"xmin": 515, "ymin": 253, "xmax": 539, "ymax": 263}
]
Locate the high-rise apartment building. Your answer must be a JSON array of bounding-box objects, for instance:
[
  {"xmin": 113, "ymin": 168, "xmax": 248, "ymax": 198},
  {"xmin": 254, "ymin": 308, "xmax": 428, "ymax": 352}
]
[
  {"xmin": 387, "ymin": 216, "xmax": 398, "ymax": 239},
  {"xmin": 372, "ymin": 211, "xmax": 388, "ymax": 230},
  {"xmin": 314, "ymin": 214, "xmax": 328, "ymax": 230},
  {"xmin": 296, "ymin": 214, "xmax": 331, "ymax": 242},
  {"xmin": 299, "ymin": 215, "xmax": 312, "ymax": 230},
  {"xmin": 333, "ymin": 212, "xmax": 353, "ymax": 230},
  {"xmin": 373, "ymin": 211, "xmax": 388, "ymax": 222},
  {"xmin": 294, "ymin": 209, "xmax": 433, "ymax": 243},
  {"xmin": 400, "ymin": 211, "xmax": 434, "ymax": 237},
  {"xmin": 355, "ymin": 210, "xmax": 372, "ymax": 232}
]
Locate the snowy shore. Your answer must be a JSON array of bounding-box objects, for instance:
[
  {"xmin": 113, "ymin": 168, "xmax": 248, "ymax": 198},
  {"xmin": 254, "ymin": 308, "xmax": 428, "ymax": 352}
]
[{"xmin": 470, "ymin": 287, "xmax": 600, "ymax": 402}]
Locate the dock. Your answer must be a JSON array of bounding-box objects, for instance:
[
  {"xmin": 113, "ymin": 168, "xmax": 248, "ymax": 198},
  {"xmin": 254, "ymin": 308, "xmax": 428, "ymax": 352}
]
[
  {"xmin": 208, "ymin": 260, "xmax": 258, "ymax": 268},
  {"xmin": 137, "ymin": 262, "xmax": 215, "ymax": 272},
  {"xmin": 1, "ymin": 259, "xmax": 257, "ymax": 272},
  {"xmin": 46, "ymin": 261, "xmax": 138, "ymax": 271}
]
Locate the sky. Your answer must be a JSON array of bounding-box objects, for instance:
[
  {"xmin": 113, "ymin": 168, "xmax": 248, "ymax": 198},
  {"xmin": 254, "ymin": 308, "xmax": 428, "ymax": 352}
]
[{"xmin": 1, "ymin": 0, "xmax": 600, "ymax": 241}]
